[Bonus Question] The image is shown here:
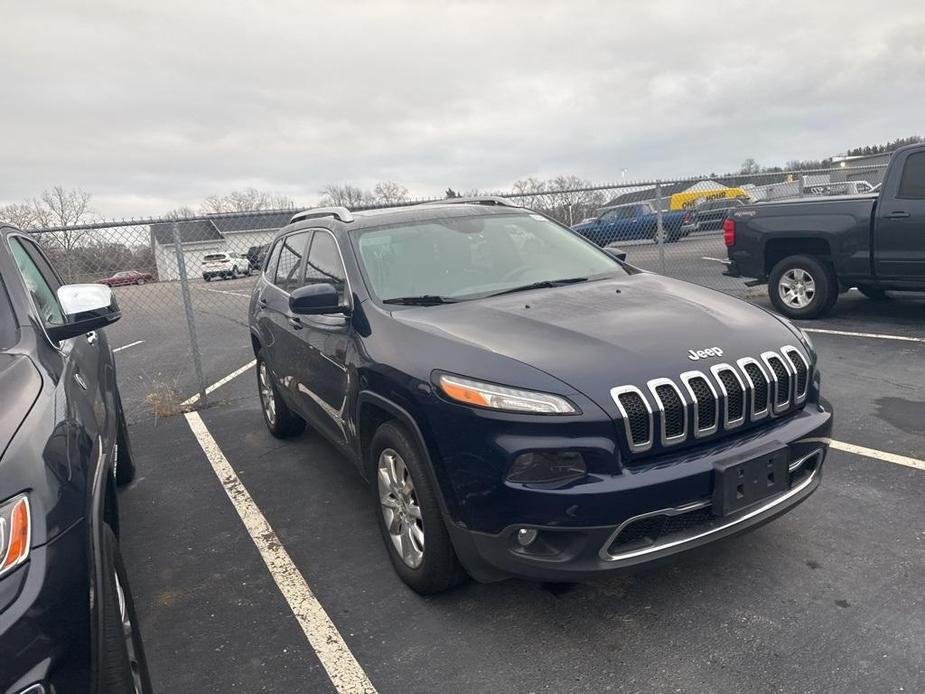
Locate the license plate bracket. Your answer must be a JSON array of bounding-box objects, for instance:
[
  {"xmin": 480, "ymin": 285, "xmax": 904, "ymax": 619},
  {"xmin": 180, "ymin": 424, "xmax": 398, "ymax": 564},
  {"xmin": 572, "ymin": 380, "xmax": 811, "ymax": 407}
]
[{"xmin": 712, "ymin": 448, "xmax": 789, "ymax": 517}]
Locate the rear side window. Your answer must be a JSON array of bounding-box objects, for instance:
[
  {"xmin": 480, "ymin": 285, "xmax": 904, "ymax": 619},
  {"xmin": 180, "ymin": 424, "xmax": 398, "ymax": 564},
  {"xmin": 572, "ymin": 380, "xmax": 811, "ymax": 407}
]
[
  {"xmin": 273, "ymin": 231, "xmax": 310, "ymax": 292},
  {"xmin": 897, "ymin": 152, "xmax": 925, "ymax": 199},
  {"xmin": 304, "ymin": 232, "xmax": 347, "ymax": 302},
  {"xmin": 8, "ymin": 237, "xmax": 66, "ymax": 326}
]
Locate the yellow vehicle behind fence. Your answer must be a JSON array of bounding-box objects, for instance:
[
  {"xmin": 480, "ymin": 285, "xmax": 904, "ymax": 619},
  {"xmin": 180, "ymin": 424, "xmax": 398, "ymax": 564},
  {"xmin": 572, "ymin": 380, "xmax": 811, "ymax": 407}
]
[{"xmin": 670, "ymin": 187, "xmax": 749, "ymax": 210}]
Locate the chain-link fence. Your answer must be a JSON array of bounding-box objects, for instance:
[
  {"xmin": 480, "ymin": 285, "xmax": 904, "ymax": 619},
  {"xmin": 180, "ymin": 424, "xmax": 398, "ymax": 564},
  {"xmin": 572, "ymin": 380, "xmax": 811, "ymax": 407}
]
[{"xmin": 23, "ymin": 162, "xmax": 886, "ymax": 421}]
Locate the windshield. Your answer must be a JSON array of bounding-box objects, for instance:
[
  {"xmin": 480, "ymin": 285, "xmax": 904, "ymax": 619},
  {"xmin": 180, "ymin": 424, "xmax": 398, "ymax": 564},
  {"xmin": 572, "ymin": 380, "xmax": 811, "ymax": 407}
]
[{"xmin": 353, "ymin": 212, "xmax": 623, "ymax": 303}]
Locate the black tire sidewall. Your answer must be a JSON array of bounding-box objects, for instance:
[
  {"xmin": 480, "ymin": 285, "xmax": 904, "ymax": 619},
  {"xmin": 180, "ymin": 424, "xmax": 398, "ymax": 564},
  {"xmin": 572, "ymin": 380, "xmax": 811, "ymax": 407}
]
[
  {"xmin": 99, "ymin": 526, "xmax": 152, "ymax": 693},
  {"xmin": 370, "ymin": 421, "xmax": 466, "ymax": 595},
  {"xmin": 769, "ymin": 255, "xmax": 835, "ymax": 319}
]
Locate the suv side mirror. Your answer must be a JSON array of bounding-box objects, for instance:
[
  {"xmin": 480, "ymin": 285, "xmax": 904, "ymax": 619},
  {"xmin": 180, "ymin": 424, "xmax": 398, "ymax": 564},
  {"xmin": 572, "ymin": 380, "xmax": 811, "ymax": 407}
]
[
  {"xmin": 289, "ymin": 283, "xmax": 348, "ymax": 315},
  {"xmin": 48, "ymin": 284, "xmax": 121, "ymax": 341},
  {"xmin": 603, "ymin": 247, "xmax": 628, "ymax": 262}
]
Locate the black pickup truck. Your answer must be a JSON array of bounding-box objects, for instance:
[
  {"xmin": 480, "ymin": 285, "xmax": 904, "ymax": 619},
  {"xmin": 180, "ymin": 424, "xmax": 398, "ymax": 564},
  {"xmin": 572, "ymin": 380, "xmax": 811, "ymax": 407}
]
[{"xmin": 725, "ymin": 142, "xmax": 925, "ymax": 318}]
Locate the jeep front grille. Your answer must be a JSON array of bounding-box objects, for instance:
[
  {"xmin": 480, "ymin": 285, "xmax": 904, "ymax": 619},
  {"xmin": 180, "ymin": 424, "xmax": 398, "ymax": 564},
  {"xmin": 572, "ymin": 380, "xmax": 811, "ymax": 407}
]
[{"xmin": 610, "ymin": 346, "xmax": 810, "ymax": 456}]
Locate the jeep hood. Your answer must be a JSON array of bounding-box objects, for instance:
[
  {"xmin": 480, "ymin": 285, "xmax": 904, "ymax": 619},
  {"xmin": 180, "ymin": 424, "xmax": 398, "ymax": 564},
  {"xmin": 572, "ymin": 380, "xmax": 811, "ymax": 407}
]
[{"xmin": 392, "ymin": 273, "xmax": 800, "ymax": 414}]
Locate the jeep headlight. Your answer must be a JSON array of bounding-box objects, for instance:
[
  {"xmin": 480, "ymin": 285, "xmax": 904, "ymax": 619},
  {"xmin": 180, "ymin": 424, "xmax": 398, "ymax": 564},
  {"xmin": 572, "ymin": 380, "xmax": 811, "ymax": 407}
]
[
  {"xmin": 0, "ymin": 494, "xmax": 31, "ymax": 577},
  {"xmin": 437, "ymin": 374, "xmax": 579, "ymax": 415}
]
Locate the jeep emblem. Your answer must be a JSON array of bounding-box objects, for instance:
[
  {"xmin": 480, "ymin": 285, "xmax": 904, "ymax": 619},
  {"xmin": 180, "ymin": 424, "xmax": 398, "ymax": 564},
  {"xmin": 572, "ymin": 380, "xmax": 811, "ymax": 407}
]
[{"xmin": 688, "ymin": 347, "xmax": 724, "ymax": 361}]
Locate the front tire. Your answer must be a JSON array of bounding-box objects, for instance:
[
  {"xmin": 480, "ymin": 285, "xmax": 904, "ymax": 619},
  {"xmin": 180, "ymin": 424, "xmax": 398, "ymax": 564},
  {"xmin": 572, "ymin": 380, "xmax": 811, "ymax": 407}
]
[
  {"xmin": 371, "ymin": 421, "xmax": 467, "ymax": 595},
  {"xmin": 99, "ymin": 525, "xmax": 153, "ymax": 694},
  {"xmin": 769, "ymin": 254, "xmax": 837, "ymax": 319},
  {"xmin": 256, "ymin": 350, "xmax": 304, "ymax": 438}
]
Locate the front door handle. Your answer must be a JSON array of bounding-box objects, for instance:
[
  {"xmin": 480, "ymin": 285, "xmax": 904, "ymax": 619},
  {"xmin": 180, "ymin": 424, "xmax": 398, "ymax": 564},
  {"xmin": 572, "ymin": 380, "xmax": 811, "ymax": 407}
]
[
  {"xmin": 886, "ymin": 210, "xmax": 910, "ymax": 219},
  {"xmin": 288, "ymin": 317, "xmax": 303, "ymax": 330}
]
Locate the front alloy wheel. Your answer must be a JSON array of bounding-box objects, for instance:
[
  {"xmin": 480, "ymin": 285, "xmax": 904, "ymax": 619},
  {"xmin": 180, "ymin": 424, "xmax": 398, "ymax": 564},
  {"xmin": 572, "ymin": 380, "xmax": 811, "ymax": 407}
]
[
  {"xmin": 115, "ymin": 570, "xmax": 144, "ymax": 694},
  {"xmin": 377, "ymin": 448, "xmax": 425, "ymax": 569}
]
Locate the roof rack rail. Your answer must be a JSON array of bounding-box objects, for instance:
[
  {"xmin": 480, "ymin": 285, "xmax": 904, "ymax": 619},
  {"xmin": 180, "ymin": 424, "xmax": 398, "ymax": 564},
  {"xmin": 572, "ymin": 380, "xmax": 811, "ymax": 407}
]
[
  {"xmin": 289, "ymin": 207, "xmax": 355, "ymax": 225},
  {"xmin": 420, "ymin": 196, "xmax": 521, "ymax": 208}
]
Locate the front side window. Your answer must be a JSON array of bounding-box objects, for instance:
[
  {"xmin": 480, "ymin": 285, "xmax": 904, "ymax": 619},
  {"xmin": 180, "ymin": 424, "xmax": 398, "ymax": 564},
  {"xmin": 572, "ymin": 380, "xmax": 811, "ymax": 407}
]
[
  {"xmin": 9, "ymin": 237, "xmax": 66, "ymax": 325},
  {"xmin": 273, "ymin": 231, "xmax": 310, "ymax": 292},
  {"xmin": 304, "ymin": 232, "xmax": 347, "ymax": 302},
  {"xmin": 353, "ymin": 212, "xmax": 622, "ymax": 303},
  {"xmin": 897, "ymin": 152, "xmax": 925, "ymax": 199}
]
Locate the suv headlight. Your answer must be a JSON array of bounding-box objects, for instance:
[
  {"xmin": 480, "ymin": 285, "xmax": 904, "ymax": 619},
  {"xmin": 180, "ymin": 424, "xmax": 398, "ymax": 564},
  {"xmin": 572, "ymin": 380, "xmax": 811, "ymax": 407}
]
[
  {"xmin": 0, "ymin": 494, "xmax": 31, "ymax": 577},
  {"xmin": 437, "ymin": 374, "xmax": 579, "ymax": 415}
]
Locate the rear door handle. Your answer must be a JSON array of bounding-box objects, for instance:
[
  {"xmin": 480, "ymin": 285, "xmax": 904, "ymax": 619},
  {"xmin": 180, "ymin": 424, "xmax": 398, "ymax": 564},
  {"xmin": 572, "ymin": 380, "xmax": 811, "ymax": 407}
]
[
  {"xmin": 288, "ymin": 317, "xmax": 303, "ymax": 330},
  {"xmin": 886, "ymin": 210, "xmax": 910, "ymax": 219},
  {"xmin": 86, "ymin": 331, "xmax": 97, "ymax": 345}
]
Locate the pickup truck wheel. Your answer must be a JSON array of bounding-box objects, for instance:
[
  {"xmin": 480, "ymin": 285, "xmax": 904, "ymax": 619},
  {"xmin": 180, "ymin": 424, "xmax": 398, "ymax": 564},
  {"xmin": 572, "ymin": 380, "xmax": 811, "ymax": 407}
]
[
  {"xmin": 256, "ymin": 351, "xmax": 305, "ymax": 438},
  {"xmin": 769, "ymin": 255, "xmax": 837, "ymax": 319},
  {"xmin": 371, "ymin": 421, "xmax": 467, "ymax": 595},
  {"xmin": 857, "ymin": 285, "xmax": 890, "ymax": 301}
]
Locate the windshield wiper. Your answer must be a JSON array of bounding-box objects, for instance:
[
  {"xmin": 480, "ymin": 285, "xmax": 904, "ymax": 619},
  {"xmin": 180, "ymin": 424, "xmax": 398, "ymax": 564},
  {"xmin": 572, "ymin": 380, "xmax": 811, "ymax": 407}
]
[
  {"xmin": 485, "ymin": 276, "xmax": 590, "ymax": 298},
  {"xmin": 382, "ymin": 295, "xmax": 460, "ymax": 306}
]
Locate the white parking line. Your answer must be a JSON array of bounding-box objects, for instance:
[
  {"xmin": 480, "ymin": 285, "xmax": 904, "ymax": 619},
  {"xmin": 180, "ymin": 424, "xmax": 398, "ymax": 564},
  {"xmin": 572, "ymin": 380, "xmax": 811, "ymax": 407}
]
[
  {"xmin": 830, "ymin": 440, "xmax": 925, "ymax": 472},
  {"xmin": 803, "ymin": 327, "xmax": 925, "ymax": 344},
  {"xmin": 182, "ymin": 359, "xmax": 256, "ymax": 406},
  {"xmin": 198, "ymin": 286, "xmax": 252, "ymax": 298},
  {"xmin": 113, "ymin": 340, "xmax": 144, "ymax": 352},
  {"xmin": 184, "ymin": 410, "xmax": 378, "ymax": 694}
]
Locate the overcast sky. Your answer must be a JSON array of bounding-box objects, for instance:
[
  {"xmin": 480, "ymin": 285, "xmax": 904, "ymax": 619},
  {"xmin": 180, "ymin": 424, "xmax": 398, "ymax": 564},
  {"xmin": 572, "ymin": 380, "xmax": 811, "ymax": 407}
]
[{"xmin": 2, "ymin": 0, "xmax": 924, "ymax": 218}]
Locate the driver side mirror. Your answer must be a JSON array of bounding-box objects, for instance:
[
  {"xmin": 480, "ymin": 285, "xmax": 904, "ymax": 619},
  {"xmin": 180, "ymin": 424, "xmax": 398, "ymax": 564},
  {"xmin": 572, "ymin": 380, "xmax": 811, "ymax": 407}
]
[
  {"xmin": 289, "ymin": 283, "xmax": 349, "ymax": 315},
  {"xmin": 603, "ymin": 247, "xmax": 628, "ymax": 262},
  {"xmin": 48, "ymin": 284, "xmax": 121, "ymax": 342}
]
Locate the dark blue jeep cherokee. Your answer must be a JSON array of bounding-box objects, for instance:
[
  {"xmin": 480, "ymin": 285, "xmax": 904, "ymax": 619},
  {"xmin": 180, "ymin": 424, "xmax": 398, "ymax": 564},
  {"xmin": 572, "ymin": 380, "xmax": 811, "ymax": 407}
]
[{"xmin": 248, "ymin": 199, "xmax": 832, "ymax": 594}]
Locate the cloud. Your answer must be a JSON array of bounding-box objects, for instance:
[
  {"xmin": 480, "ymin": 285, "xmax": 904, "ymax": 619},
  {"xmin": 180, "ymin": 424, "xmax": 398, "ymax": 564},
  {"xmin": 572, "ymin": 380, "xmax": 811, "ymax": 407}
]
[{"xmin": 2, "ymin": 0, "xmax": 923, "ymax": 217}]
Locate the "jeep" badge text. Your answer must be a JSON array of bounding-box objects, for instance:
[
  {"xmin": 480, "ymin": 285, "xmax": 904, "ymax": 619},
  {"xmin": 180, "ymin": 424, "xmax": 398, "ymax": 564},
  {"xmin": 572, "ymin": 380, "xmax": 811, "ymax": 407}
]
[{"xmin": 687, "ymin": 347, "xmax": 724, "ymax": 361}]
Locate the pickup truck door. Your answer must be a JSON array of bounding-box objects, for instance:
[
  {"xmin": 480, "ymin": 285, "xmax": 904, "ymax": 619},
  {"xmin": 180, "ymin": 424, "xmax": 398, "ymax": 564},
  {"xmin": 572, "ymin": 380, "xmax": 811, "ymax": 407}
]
[{"xmin": 874, "ymin": 149, "xmax": 925, "ymax": 280}]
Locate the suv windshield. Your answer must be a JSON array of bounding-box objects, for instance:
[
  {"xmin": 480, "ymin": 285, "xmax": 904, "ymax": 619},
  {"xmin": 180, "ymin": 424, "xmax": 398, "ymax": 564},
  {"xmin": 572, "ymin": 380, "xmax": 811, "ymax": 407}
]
[{"xmin": 353, "ymin": 212, "xmax": 622, "ymax": 303}]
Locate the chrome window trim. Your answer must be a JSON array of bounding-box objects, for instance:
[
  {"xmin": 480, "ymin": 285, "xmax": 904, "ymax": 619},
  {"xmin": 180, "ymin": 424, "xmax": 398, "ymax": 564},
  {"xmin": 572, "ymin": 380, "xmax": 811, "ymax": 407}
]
[
  {"xmin": 600, "ymin": 450, "xmax": 823, "ymax": 562},
  {"xmin": 737, "ymin": 356, "xmax": 771, "ymax": 421},
  {"xmin": 781, "ymin": 344, "xmax": 810, "ymax": 404},
  {"xmin": 679, "ymin": 371, "xmax": 718, "ymax": 438},
  {"xmin": 761, "ymin": 351, "xmax": 792, "ymax": 415},
  {"xmin": 709, "ymin": 363, "xmax": 746, "ymax": 429},
  {"xmin": 610, "ymin": 385, "xmax": 654, "ymax": 454},
  {"xmin": 647, "ymin": 378, "xmax": 688, "ymax": 446}
]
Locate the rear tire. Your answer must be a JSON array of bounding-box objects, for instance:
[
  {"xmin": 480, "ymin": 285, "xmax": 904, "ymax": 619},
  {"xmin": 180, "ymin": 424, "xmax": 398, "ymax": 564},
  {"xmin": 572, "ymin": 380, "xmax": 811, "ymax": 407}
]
[
  {"xmin": 99, "ymin": 525, "xmax": 153, "ymax": 694},
  {"xmin": 857, "ymin": 284, "xmax": 889, "ymax": 301},
  {"xmin": 256, "ymin": 350, "xmax": 305, "ymax": 438},
  {"xmin": 115, "ymin": 409, "xmax": 136, "ymax": 487},
  {"xmin": 370, "ymin": 421, "xmax": 467, "ymax": 595},
  {"xmin": 136, "ymin": 278, "xmax": 145, "ymax": 286},
  {"xmin": 769, "ymin": 254, "xmax": 837, "ymax": 319}
]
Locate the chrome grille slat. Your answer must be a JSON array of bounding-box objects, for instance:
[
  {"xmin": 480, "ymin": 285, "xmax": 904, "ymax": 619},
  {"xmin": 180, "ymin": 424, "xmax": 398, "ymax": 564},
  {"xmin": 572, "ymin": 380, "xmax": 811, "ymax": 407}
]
[
  {"xmin": 612, "ymin": 345, "xmax": 812, "ymax": 457},
  {"xmin": 647, "ymin": 378, "xmax": 687, "ymax": 446}
]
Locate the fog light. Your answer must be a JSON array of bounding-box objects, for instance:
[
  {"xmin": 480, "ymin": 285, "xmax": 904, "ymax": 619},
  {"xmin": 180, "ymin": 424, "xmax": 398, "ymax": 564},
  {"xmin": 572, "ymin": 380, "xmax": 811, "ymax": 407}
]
[{"xmin": 517, "ymin": 528, "xmax": 538, "ymax": 547}]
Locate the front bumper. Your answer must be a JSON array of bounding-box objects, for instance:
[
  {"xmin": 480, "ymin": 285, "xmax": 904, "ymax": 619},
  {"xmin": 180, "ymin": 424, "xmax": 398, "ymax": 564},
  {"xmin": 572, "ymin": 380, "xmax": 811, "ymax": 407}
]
[
  {"xmin": 1, "ymin": 523, "xmax": 91, "ymax": 694},
  {"xmin": 440, "ymin": 402, "xmax": 832, "ymax": 583}
]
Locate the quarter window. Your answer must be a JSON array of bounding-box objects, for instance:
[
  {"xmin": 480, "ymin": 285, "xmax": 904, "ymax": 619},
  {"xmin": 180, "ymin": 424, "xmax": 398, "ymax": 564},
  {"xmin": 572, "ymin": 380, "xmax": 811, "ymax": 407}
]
[
  {"xmin": 897, "ymin": 152, "xmax": 925, "ymax": 199},
  {"xmin": 304, "ymin": 232, "xmax": 347, "ymax": 302},
  {"xmin": 273, "ymin": 232, "xmax": 310, "ymax": 292},
  {"xmin": 9, "ymin": 237, "xmax": 66, "ymax": 325}
]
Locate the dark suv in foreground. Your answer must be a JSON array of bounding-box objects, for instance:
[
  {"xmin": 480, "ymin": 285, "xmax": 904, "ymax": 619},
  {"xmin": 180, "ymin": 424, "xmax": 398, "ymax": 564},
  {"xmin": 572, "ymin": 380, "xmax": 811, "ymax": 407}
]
[
  {"xmin": 0, "ymin": 226, "xmax": 151, "ymax": 693},
  {"xmin": 249, "ymin": 199, "xmax": 832, "ymax": 594}
]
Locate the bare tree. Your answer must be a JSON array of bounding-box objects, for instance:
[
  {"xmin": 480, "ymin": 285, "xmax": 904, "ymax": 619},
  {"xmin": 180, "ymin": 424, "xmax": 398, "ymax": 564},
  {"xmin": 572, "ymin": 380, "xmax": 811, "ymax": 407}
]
[
  {"xmin": 0, "ymin": 202, "xmax": 37, "ymax": 229},
  {"xmin": 164, "ymin": 206, "xmax": 198, "ymax": 220},
  {"xmin": 318, "ymin": 184, "xmax": 374, "ymax": 208},
  {"xmin": 372, "ymin": 181, "xmax": 409, "ymax": 206},
  {"xmin": 739, "ymin": 158, "xmax": 761, "ymax": 175},
  {"xmin": 201, "ymin": 188, "xmax": 295, "ymax": 214}
]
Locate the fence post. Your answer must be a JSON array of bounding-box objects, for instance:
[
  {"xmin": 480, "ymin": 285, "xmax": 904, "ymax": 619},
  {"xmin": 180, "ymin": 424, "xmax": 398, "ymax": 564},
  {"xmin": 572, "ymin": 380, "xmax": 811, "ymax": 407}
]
[
  {"xmin": 172, "ymin": 222, "xmax": 208, "ymax": 406},
  {"xmin": 655, "ymin": 180, "xmax": 666, "ymax": 275}
]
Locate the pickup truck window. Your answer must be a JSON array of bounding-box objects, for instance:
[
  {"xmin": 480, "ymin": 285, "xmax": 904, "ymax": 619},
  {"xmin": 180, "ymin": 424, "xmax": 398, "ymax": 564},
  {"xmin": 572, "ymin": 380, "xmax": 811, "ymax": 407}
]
[{"xmin": 897, "ymin": 152, "xmax": 925, "ymax": 199}]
